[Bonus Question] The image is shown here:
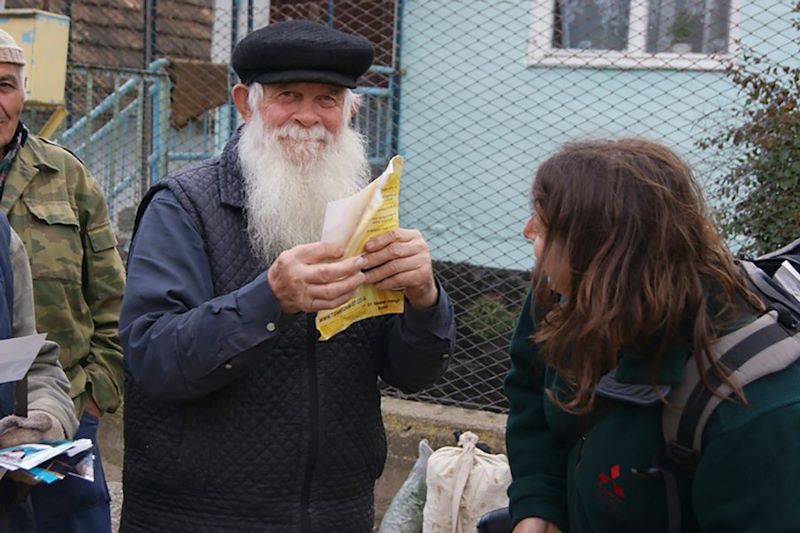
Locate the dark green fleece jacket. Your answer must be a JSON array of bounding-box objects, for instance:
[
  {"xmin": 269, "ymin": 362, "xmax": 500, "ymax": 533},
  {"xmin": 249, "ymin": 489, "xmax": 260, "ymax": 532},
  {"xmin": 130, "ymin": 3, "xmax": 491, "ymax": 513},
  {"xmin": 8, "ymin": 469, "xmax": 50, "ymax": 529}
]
[{"xmin": 505, "ymin": 291, "xmax": 800, "ymax": 532}]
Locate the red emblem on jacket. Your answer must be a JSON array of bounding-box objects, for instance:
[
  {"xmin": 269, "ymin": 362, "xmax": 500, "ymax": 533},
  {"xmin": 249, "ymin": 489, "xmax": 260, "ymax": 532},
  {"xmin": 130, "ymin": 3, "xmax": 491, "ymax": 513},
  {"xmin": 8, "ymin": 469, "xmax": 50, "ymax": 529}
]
[{"xmin": 597, "ymin": 464, "xmax": 625, "ymax": 500}]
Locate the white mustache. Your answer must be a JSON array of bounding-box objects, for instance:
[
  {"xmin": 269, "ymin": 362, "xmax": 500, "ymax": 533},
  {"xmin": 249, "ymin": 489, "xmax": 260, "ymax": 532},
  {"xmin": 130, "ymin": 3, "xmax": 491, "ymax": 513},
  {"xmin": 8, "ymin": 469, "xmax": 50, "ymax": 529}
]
[{"xmin": 274, "ymin": 124, "xmax": 331, "ymax": 142}]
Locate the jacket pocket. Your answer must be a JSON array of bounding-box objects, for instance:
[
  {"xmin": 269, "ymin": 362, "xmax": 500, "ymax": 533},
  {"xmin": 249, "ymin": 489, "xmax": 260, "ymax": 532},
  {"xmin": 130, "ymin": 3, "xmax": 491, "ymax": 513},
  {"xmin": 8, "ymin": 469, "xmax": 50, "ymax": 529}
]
[
  {"xmin": 87, "ymin": 222, "xmax": 118, "ymax": 252},
  {"xmin": 22, "ymin": 198, "xmax": 83, "ymax": 283}
]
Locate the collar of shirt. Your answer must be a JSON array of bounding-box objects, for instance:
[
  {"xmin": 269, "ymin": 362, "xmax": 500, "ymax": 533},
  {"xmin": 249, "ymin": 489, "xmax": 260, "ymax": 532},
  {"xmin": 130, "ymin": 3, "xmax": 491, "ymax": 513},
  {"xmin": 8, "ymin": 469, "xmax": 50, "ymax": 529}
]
[{"xmin": 0, "ymin": 122, "xmax": 29, "ymax": 187}]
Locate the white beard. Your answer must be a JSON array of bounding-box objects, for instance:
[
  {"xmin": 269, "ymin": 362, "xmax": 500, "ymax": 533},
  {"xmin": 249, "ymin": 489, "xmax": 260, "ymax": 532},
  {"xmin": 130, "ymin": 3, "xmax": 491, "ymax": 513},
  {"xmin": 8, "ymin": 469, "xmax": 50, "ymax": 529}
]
[{"xmin": 239, "ymin": 113, "xmax": 369, "ymax": 264}]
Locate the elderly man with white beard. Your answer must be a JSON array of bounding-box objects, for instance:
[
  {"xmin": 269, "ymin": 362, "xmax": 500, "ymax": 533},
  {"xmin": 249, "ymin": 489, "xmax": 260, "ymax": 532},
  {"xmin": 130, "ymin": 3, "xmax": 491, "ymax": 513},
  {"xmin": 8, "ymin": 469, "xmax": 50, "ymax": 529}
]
[{"xmin": 118, "ymin": 20, "xmax": 456, "ymax": 533}]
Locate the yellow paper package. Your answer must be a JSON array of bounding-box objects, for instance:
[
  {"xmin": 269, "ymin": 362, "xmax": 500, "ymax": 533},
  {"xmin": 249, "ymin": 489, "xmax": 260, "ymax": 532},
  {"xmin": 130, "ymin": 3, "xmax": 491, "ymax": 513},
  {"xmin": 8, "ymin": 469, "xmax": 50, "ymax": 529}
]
[{"xmin": 316, "ymin": 156, "xmax": 405, "ymax": 340}]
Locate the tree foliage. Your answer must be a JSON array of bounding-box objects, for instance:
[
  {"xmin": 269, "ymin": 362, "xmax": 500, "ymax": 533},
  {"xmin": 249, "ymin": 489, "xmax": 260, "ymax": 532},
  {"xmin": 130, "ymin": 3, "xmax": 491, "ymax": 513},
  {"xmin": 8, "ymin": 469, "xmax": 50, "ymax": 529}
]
[{"xmin": 699, "ymin": 2, "xmax": 800, "ymax": 256}]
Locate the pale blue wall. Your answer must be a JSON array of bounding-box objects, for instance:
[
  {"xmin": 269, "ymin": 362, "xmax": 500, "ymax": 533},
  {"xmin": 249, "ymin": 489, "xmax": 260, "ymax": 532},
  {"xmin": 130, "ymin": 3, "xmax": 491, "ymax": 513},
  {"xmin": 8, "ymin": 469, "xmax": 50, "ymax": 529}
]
[{"xmin": 397, "ymin": 1, "xmax": 797, "ymax": 270}]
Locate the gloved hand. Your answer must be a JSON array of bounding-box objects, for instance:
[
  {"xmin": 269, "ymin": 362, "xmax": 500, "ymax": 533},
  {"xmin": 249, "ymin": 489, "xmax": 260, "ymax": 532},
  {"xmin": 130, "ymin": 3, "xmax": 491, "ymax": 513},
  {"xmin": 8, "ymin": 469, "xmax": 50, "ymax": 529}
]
[{"xmin": 0, "ymin": 411, "xmax": 65, "ymax": 448}]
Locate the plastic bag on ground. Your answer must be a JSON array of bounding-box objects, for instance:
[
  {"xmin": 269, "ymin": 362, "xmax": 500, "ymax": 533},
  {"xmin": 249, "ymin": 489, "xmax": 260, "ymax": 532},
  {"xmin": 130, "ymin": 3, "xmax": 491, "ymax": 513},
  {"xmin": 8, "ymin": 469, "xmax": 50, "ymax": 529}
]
[
  {"xmin": 422, "ymin": 431, "xmax": 511, "ymax": 533},
  {"xmin": 380, "ymin": 439, "xmax": 434, "ymax": 533}
]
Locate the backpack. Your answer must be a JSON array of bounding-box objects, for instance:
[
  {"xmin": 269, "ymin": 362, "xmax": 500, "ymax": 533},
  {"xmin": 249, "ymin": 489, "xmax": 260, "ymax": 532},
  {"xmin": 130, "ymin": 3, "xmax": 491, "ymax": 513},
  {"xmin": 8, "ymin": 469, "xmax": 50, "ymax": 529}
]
[
  {"xmin": 478, "ymin": 237, "xmax": 800, "ymax": 533},
  {"xmin": 651, "ymin": 237, "xmax": 800, "ymax": 533},
  {"xmin": 662, "ymin": 237, "xmax": 800, "ymax": 474}
]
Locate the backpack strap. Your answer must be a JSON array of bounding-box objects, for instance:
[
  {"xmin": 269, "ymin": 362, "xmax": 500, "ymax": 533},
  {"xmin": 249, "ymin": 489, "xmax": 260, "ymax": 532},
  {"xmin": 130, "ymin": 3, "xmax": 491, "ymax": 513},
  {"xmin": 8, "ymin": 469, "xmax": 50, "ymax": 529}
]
[
  {"xmin": 754, "ymin": 236, "xmax": 800, "ymax": 263},
  {"xmin": 663, "ymin": 310, "xmax": 800, "ymax": 473}
]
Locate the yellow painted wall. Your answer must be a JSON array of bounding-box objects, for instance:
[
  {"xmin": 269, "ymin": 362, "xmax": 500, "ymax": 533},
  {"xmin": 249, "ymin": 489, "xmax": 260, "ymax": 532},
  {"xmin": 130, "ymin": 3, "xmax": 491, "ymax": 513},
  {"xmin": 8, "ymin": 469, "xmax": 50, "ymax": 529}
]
[{"xmin": 0, "ymin": 9, "xmax": 69, "ymax": 105}]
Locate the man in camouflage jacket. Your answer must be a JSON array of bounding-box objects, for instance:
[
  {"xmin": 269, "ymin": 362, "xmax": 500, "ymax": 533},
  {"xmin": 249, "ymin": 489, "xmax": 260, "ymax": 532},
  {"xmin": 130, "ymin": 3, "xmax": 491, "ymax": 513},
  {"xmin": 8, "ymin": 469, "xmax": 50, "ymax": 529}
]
[{"xmin": 0, "ymin": 30, "xmax": 124, "ymax": 533}]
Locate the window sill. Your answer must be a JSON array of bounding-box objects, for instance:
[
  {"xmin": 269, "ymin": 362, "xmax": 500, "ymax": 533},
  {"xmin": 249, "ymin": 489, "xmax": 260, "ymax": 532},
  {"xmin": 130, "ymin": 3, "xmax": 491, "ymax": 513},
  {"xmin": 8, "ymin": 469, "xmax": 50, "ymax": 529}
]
[{"xmin": 525, "ymin": 49, "xmax": 736, "ymax": 71}]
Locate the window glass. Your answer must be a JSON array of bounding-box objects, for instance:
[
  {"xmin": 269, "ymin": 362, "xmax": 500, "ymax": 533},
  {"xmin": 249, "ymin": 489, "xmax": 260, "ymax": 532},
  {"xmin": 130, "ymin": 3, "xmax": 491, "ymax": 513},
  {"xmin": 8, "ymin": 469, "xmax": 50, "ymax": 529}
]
[
  {"xmin": 552, "ymin": 0, "xmax": 632, "ymax": 51},
  {"xmin": 645, "ymin": 0, "xmax": 731, "ymax": 53}
]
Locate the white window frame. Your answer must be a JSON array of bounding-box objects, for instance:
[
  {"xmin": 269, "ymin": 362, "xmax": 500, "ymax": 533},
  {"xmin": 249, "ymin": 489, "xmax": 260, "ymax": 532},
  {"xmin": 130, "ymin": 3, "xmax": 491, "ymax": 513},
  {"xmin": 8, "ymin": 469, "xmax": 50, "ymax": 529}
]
[{"xmin": 526, "ymin": 0, "xmax": 740, "ymax": 71}]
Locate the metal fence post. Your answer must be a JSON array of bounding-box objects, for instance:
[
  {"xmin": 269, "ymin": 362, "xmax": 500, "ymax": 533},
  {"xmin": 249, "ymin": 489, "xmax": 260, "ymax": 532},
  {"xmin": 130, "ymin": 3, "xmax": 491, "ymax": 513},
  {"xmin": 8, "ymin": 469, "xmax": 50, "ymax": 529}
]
[
  {"xmin": 107, "ymin": 73, "xmax": 121, "ymax": 218},
  {"xmin": 143, "ymin": 0, "xmax": 158, "ymax": 68},
  {"xmin": 391, "ymin": 0, "xmax": 404, "ymax": 158},
  {"xmin": 83, "ymin": 72, "xmax": 93, "ymax": 168},
  {"xmin": 157, "ymin": 70, "xmax": 170, "ymax": 180},
  {"xmin": 229, "ymin": 0, "xmax": 241, "ymax": 140},
  {"xmin": 65, "ymin": 0, "xmax": 74, "ymax": 128},
  {"xmin": 137, "ymin": 77, "xmax": 148, "ymax": 201}
]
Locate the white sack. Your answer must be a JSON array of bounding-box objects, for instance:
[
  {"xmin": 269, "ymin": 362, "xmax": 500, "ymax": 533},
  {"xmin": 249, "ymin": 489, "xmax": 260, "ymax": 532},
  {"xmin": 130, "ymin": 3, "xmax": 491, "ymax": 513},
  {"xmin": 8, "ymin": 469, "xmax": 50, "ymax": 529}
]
[{"xmin": 422, "ymin": 431, "xmax": 511, "ymax": 533}]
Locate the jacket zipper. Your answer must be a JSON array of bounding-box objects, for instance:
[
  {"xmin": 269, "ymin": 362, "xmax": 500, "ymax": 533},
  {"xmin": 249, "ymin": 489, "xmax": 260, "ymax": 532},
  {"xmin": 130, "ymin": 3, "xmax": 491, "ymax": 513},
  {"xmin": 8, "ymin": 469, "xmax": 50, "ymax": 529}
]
[
  {"xmin": 572, "ymin": 435, "xmax": 597, "ymax": 532},
  {"xmin": 301, "ymin": 314, "xmax": 319, "ymax": 533},
  {"xmin": 575, "ymin": 434, "xmax": 587, "ymax": 470}
]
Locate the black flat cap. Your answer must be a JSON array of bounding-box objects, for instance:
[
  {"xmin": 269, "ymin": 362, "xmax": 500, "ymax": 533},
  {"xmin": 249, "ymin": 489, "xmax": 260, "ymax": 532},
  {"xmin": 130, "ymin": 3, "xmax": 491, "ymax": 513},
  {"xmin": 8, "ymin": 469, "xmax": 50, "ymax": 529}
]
[{"xmin": 232, "ymin": 20, "xmax": 374, "ymax": 89}]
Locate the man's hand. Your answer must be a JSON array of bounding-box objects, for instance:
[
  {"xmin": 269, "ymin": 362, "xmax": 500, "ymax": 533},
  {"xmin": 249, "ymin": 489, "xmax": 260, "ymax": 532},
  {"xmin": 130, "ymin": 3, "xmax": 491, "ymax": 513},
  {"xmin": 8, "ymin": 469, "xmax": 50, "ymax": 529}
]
[
  {"xmin": 513, "ymin": 517, "xmax": 559, "ymax": 533},
  {"xmin": 268, "ymin": 242, "xmax": 366, "ymax": 314},
  {"xmin": 0, "ymin": 411, "xmax": 65, "ymax": 448},
  {"xmin": 84, "ymin": 393, "xmax": 102, "ymax": 419},
  {"xmin": 361, "ymin": 228, "xmax": 438, "ymax": 310}
]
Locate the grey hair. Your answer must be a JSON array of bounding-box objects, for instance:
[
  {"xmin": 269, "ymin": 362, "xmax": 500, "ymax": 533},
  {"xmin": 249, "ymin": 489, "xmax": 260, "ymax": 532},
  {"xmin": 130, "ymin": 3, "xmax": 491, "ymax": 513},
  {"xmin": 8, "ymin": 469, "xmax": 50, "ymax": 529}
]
[
  {"xmin": 246, "ymin": 82, "xmax": 264, "ymax": 114},
  {"xmin": 343, "ymin": 89, "xmax": 362, "ymax": 123},
  {"xmin": 246, "ymin": 83, "xmax": 361, "ymax": 123}
]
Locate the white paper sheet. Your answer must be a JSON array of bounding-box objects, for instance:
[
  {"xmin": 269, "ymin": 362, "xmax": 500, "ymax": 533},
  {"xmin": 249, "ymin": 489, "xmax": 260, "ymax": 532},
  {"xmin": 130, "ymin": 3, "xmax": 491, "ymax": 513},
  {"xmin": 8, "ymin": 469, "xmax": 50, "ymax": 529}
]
[
  {"xmin": 320, "ymin": 160, "xmax": 394, "ymax": 247},
  {"xmin": 774, "ymin": 260, "xmax": 800, "ymax": 304},
  {"xmin": 0, "ymin": 333, "xmax": 46, "ymax": 384}
]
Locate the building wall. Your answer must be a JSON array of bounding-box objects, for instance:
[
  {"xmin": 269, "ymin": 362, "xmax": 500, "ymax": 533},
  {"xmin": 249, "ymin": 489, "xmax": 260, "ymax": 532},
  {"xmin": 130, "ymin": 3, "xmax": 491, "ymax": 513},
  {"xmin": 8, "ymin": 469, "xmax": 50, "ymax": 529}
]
[
  {"xmin": 211, "ymin": 0, "xmax": 270, "ymax": 63},
  {"xmin": 397, "ymin": 1, "xmax": 797, "ymax": 270},
  {"xmin": 6, "ymin": 0, "xmax": 214, "ymax": 67}
]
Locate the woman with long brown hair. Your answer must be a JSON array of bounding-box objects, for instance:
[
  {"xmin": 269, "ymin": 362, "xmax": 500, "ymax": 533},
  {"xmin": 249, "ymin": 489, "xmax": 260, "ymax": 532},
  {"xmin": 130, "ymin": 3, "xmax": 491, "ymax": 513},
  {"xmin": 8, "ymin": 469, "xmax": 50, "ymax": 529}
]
[{"xmin": 504, "ymin": 138, "xmax": 800, "ymax": 532}]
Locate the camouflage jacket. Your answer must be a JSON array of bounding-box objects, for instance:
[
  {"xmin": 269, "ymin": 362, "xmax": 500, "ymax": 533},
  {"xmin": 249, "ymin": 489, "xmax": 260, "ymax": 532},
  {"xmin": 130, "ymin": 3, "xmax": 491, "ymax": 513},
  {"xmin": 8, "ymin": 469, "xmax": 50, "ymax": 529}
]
[{"xmin": 0, "ymin": 133, "xmax": 125, "ymax": 415}]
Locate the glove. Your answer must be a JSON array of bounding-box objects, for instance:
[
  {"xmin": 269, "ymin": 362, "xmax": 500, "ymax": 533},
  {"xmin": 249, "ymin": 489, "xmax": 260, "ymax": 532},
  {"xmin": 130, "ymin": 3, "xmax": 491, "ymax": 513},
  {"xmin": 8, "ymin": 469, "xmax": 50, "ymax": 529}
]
[{"xmin": 0, "ymin": 411, "xmax": 65, "ymax": 448}]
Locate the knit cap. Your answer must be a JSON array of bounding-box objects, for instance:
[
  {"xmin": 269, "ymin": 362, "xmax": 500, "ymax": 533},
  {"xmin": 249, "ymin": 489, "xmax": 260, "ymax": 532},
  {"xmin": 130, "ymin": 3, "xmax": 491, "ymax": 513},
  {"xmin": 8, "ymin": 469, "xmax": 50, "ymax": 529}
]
[{"xmin": 0, "ymin": 30, "xmax": 25, "ymax": 65}]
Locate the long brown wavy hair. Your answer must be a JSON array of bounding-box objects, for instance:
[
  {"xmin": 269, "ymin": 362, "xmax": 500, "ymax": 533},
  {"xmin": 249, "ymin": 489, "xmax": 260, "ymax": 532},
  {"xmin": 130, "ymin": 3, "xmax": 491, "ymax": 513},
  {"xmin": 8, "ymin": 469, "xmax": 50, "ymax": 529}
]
[{"xmin": 530, "ymin": 138, "xmax": 762, "ymax": 414}]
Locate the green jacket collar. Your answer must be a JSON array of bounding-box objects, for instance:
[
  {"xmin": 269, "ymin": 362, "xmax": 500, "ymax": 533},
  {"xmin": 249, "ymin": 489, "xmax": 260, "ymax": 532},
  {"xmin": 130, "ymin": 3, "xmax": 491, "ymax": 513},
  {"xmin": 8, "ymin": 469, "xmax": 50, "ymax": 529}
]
[
  {"xmin": 16, "ymin": 135, "xmax": 60, "ymax": 173},
  {"xmin": 1, "ymin": 135, "xmax": 59, "ymax": 213},
  {"xmin": 615, "ymin": 340, "xmax": 691, "ymax": 386},
  {"xmin": 590, "ymin": 342, "xmax": 691, "ymax": 406}
]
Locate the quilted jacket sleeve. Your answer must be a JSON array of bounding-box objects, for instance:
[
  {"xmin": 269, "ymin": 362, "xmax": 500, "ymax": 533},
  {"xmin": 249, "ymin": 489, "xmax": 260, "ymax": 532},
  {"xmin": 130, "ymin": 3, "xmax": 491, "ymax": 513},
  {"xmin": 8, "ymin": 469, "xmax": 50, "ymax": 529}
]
[
  {"xmin": 121, "ymin": 190, "xmax": 282, "ymax": 404},
  {"xmin": 379, "ymin": 282, "xmax": 456, "ymax": 392}
]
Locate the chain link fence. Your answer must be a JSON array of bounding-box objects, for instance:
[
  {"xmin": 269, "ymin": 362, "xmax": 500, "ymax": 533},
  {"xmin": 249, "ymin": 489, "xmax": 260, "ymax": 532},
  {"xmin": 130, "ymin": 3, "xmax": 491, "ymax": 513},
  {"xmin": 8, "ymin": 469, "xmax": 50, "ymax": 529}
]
[{"xmin": 11, "ymin": 0, "xmax": 798, "ymax": 413}]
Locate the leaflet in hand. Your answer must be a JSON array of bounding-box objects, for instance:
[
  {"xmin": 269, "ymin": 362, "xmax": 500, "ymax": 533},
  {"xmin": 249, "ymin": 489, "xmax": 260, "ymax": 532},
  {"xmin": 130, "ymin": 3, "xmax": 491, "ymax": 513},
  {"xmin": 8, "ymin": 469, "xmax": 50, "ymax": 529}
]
[
  {"xmin": 0, "ymin": 438, "xmax": 94, "ymax": 484},
  {"xmin": 0, "ymin": 333, "xmax": 46, "ymax": 384},
  {"xmin": 316, "ymin": 156, "xmax": 406, "ymax": 340},
  {"xmin": 774, "ymin": 260, "xmax": 800, "ymax": 304}
]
